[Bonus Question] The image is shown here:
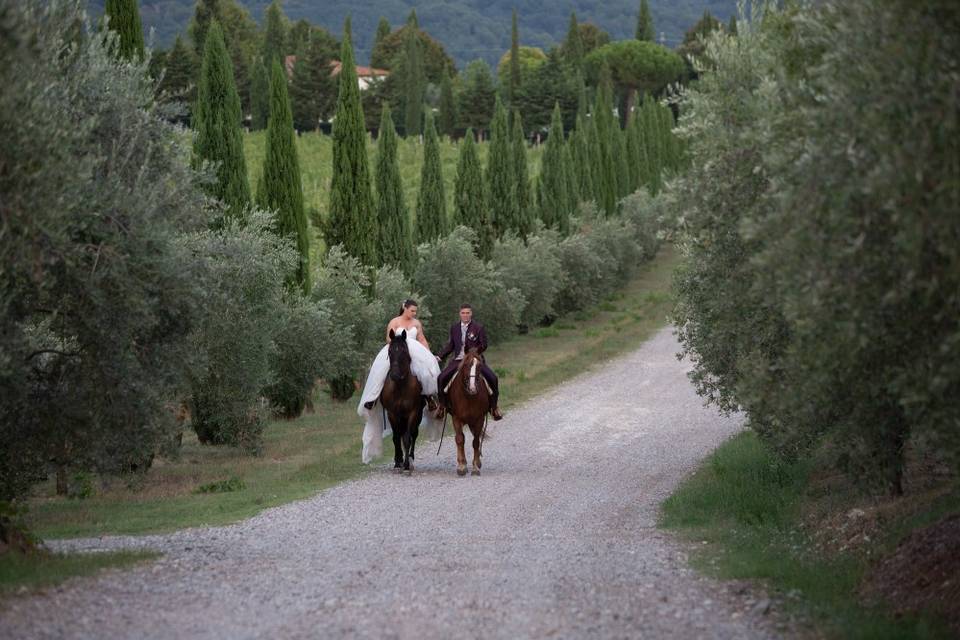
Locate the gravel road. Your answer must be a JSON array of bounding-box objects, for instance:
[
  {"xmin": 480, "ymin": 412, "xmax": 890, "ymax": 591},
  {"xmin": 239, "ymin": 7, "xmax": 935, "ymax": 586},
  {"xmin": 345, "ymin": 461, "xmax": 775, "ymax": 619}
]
[{"xmin": 0, "ymin": 328, "xmax": 786, "ymax": 640}]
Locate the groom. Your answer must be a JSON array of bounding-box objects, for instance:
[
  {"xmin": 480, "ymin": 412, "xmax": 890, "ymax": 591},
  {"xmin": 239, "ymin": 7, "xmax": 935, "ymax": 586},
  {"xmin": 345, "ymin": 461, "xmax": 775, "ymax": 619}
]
[{"xmin": 435, "ymin": 303, "xmax": 504, "ymax": 420}]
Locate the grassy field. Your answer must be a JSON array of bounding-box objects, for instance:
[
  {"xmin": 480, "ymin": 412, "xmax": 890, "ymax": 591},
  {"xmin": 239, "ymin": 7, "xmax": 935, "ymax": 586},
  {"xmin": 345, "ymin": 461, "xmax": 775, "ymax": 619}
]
[
  {"xmin": 0, "ymin": 550, "xmax": 158, "ymax": 596},
  {"xmin": 660, "ymin": 432, "xmax": 957, "ymax": 639},
  {"xmin": 22, "ymin": 247, "xmax": 677, "ymax": 541},
  {"xmin": 243, "ymin": 131, "xmax": 544, "ymax": 256}
]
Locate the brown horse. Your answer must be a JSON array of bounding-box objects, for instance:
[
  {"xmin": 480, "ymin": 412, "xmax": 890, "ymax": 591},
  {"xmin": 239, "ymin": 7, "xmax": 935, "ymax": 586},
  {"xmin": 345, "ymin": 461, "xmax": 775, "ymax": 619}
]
[
  {"xmin": 380, "ymin": 329, "xmax": 425, "ymax": 472},
  {"xmin": 447, "ymin": 349, "xmax": 490, "ymax": 476}
]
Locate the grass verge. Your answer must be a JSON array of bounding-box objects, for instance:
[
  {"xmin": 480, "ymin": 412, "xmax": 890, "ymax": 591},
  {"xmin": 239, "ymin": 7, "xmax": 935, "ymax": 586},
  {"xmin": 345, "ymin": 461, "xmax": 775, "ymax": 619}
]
[
  {"xmin": 660, "ymin": 431, "xmax": 955, "ymax": 639},
  {"xmin": 24, "ymin": 247, "xmax": 678, "ymax": 540},
  {"xmin": 0, "ymin": 550, "xmax": 158, "ymax": 596}
]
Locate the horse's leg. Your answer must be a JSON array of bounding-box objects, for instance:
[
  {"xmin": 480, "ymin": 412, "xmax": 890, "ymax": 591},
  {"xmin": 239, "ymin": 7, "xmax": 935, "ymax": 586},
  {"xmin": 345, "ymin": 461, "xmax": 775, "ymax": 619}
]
[
  {"xmin": 391, "ymin": 419, "xmax": 403, "ymax": 470},
  {"xmin": 401, "ymin": 416, "xmax": 414, "ymax": 473},
  {"xmin": 409, "ymin": 405, "xmax": 423, "ymax": 464},
  {"xmin": 469, "ymin": 420, "xmax": 483, "ymax": 476},
  {"xmin": 453, "ymin": 418, "xmax": 467, "ymax": 476}
]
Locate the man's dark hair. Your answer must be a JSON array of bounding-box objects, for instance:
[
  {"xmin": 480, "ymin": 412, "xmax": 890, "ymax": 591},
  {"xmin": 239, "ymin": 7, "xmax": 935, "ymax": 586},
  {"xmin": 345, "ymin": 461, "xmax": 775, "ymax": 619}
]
[{"xmin": 459, "ymin": 303, "xmax": 473, "ymax": 310}]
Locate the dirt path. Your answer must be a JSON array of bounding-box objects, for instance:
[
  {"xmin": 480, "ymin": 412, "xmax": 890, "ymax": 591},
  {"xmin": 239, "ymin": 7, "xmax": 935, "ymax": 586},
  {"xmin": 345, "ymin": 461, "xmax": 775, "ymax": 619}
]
[{"xmin": 1, "ymin": 328, "xmax": 784, "ymax": 639}]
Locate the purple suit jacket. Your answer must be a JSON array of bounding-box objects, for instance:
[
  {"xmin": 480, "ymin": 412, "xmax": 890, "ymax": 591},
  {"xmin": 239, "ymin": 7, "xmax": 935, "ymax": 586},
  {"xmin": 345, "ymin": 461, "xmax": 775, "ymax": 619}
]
[{"xmin": 436, "ymin": 320, "xmax": 488, "ymax": 363}]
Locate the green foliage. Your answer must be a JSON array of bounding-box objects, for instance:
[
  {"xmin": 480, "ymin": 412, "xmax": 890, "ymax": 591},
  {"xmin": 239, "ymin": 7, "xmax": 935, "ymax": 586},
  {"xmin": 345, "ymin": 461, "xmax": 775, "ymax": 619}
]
[
  {"xmin": 498, "ymin": 46, "xmax": 547, "ymax": 87},
  {"xmin": 374, "ymin": 16, "xmax": 391, "ymax": 50},
  {"xmin": 257, "ymin": 59, "xmax": 310, "ymax": 292},
  {"xmin": 590, "ymin": 84, "xmax": 620, "ymax": 216},
  {"xmin": 290, "ymin": 31, "xmax": 337, "ymax": 131},
  {"xmin": 0, "ymin": 1, "xmax": 208, "ymax": 501},
  {"xmin": 249, "ymin": 57, "xmax": 269, "ymax": 130},
  {"xmin": 193, "ymin": 21, "xmax": 251, "ymax": 220},
  {"xmin": 513, "ymin": 48, "xmax": 580, "ymax": 133},
  {"xmin": 153, "ymin": 35, "xmax": 196, "ymax": 113},
  {"xmin": 453, "ymin": 129, "xmax": 493, "ymax": 259},
  {"xmin": 537, "ymin": 103, "xmax": 572, "ymax": 235},
  {"xmin": 194, "ymin": 476, "xmax": 245, "ymax": 494},
  {"xmin": 261, "ymin": 0, "xmax": 287, "ymax": 67},
  {"xmin": 636, "ymin": 0, "xmax": 655, "ymax": 42},
  {"xmin": 561, "ymin": 12, "xmax": 584, "ymax": 68},
  {"xmin": 415, "ymin": 112, "xmax": 449, "ymax": 243},
  {"xmin": 104, "ymin": 0, "xmax": 145, "ymax": 61},
  {"xmin": 570, "ymin": 115, "xmax": 594, "ymax": 203},
  {"xmin": 486, "ymin": 96, "xmax": 516, "ymax": 237},
  {"xmin": 327, "ymin": 18, "xmax": 377, "ymax": 266},
  {"xmin": 370, "ymin": 22, "xmax": 455, "ymax": 84},
  {"xmin": 493, "ymin": 229, "xmax": 563, "ymax": 328},
  {"xmin": 510, "ymin": 111, "xmax": 534, "ymax": 239},
  {"xmin": 374, "ymin": 103, "xmax": 414, "ymax": 271},
  {"xmin": 438, "ymin": 72, "xmax": 457, "ymax": 137},
  {"xmin": 414, "ymin": 227, "xmax": 524, "ymax": 344},
  {"xmin": 585, "ymin": 40, "xmax": 685, "ymax": 98},
  {"xmin": 457, "ymin": 60, "xmax": 497, "ymax": 135},
  {"xmin": 184, "ymin": 213, "xmax": 296, "ymax": 453},
  {"xmin": 401, "ymin": 16, "xmax": 426, "ymax": 136},
  {"xmin": 670, "ymin": 0, "xmax": 960, "ymax": 492}
]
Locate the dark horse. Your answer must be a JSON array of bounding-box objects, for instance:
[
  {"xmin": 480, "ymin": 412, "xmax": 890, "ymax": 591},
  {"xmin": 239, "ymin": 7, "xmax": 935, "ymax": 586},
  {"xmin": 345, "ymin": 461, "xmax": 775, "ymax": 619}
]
[
  {"xmin": 447, "ymin": 349, "xmax": 490, "ymax": 476},
  {"xmin": 380, "ymin": 329, "xmax": 426, "ymax": 472}
]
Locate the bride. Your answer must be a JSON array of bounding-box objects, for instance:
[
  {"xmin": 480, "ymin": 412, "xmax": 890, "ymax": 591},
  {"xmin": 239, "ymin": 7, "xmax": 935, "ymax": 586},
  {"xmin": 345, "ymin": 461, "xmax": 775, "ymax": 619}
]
[{"xmin": 357, "ymin": 299, "xmax": 442, "ymax": 463}]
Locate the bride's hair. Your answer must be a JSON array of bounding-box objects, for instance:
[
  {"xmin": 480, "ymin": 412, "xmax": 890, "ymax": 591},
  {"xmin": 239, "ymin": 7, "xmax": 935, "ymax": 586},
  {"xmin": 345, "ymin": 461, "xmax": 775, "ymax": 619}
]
[{"xmin": 398, "ymin": 298, "xmax": 418, "ymax": 317}]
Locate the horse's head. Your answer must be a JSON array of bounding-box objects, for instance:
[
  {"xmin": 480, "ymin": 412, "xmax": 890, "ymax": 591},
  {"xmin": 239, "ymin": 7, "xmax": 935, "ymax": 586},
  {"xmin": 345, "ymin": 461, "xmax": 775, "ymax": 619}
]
[
  {"xmin": 458, "ymin": 349, "xmax": 484, "ymax": 396},
  {"xmin": 387, "ymin": 329, "xmax": 411, "ymax": 382}
]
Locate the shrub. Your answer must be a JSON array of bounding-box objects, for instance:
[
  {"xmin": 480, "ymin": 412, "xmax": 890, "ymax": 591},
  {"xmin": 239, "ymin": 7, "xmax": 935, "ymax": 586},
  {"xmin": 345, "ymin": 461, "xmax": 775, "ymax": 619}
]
[
  {"xmin": 492, "ymin": 228, "xmax": 563, "ymax": 328},
  {"xmin": 0, "ymin": 2, "xmax": 209, "ymax": 500},
  {"xmin": 414, "ymin": 227, "xmax": 524, "ymax": 343},
  {"xmin": 183, "ymin": 213, "xmax": 296, "ymax": 452}
]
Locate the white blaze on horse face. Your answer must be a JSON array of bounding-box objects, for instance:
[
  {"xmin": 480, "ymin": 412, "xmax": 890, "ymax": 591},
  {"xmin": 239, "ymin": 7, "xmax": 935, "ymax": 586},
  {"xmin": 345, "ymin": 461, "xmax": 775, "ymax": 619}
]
[{"xmin": 468, "ymin": 360, "xmax": 478, "ymax": 394}]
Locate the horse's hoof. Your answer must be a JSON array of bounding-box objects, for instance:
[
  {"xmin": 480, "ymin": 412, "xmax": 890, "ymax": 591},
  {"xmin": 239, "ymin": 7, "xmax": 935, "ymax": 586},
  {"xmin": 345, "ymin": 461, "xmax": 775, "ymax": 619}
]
[
  {"xmin": 471, "ymin": 468, "xmax": 481, "ymax": 476},
  {"xmin": 457, "ymin": 467, "xmax": 467, "ymax": 477},
  {"xmin": 403, "ymin": 469, "xmax": 412, "ymax": 475}
]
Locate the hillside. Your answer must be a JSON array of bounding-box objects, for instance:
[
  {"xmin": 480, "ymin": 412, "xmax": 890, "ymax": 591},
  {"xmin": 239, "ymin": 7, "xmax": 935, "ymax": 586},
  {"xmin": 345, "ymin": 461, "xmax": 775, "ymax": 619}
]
[{"xmin": 85, "ymin": 0, "xmax": 737, "ymax": 68}]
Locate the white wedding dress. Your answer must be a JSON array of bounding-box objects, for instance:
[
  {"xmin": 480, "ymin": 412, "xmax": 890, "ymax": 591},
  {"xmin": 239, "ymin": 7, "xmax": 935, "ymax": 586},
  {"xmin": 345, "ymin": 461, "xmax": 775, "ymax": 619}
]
[{"xmin": 357, "ymin": 326, "xmax": 443, "ymax": 464}]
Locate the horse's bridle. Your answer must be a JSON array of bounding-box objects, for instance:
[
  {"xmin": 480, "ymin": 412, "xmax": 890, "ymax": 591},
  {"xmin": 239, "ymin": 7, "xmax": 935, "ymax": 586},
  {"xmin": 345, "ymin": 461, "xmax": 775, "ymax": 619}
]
[{"xmin": 462, "ymin": 355, "xmax": 480, "ymax": 396}]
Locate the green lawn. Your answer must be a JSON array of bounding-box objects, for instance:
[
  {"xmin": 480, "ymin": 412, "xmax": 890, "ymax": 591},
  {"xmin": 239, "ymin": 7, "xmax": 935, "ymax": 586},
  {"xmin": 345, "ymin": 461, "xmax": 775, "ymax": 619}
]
[
  {"xmin": 23, "ymin": 247, "xmax": 677, "ymax": 541},
  {"xmin": 660, "ymin": 431, "xmax": 957, "ymax": 639},
  {"xmin": 0, "ymin": 550, "xmax": 158, "ymax": 596}
]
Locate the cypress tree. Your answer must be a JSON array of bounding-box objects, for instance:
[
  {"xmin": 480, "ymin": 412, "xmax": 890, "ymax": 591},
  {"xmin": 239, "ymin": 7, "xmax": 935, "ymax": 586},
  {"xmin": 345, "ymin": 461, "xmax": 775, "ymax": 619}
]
[
  {"xmin": 636, "ymin": 0, "xmax": 655, "ymax": 42},
  {"xmin": 258, "ymin": 59, "xmax": 310, "ymax": 291},
  {"xmin": 641, "ymin": 99, "xmax": 662, "ymax": 194},
  {"xmin": 156, "ymin": 35, "xmax": 196, "ymax": 107},
  {"xmin": 193, "ymin": 21, "xmax": 251, "ymax": 219},
  {"xmin": 415, "ymin": 111, "xmax": 448, "ymax": 243},
  {"xmin": 617, "ymin": 126, "xmax": 630, "ymax": 198},
  {"xmin": 571, "ymin": 115, "xmax": 594, "ymax": 204},
  {"xmin": 454, "ymin": 129, "xmax": 493, "ymax": 258},
  {"xmin": 511, "ymin": 110, "xmax": 533, "ymax": 239},
  {"xmin": 438, "ymin": 72, "xmax": 457, "ymax": 138},
  {"xmin": 374, "ymin": 103, "xmax": 414, "ymax": 271},
  {"xmin": 190, "ymin": 0, "xmax": 222, "ymax": 59},
  {"xmin": 250, "ymin": 58, "xmax": 270, "ymax": 130},
  {"xmin": 262, "ymin": 0, "xmax": 287, "ymax": 67},
  {"xmin": 402, "ymin": 13, "xmax": 425, "ymax": 137},
  {"xmin": 509, "ymin": 9, "xmax": 521, "ymax": 109},
  {"xmin": 104, "ymin": 0, "xmax": 145, "ymax": 61},
  {"xmin": 486, "ymin": 95, "xmax": 515, "ymax": 238},
  {"xmin": 537, "ymin": 103, "xmax": 568, "ymax": 232},
  {"xmin": 560, "ymin": 140, "xmax": 577, "ymax": 233},
  {"xmin": 290, "ymin": 33, "xmax": 337, "ymax": 131},
  {"xmin": 592, "ymin": 83, "xmax": 619, "ymax": 216},
  {"xmin": 728, "ymin": 14, "xmax": 738, "ymax": 36},
  {"xmin": 327, "ymin": 18, "xmax": 377, "ymax": 265},
  {"xmin": 563, "ymin": 12, "xmax": 583, "ymax": 69},
  {"xmin": 374, "ymin": 16, "xmax": 391, "ymax": 50}
]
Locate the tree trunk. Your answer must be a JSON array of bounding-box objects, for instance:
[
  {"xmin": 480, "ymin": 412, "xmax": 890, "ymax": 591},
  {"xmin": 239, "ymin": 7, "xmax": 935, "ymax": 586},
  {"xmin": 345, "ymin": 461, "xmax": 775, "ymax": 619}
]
[{"xmin": 56, "ymin": 465, "xmax": 68, "ymax": 496}]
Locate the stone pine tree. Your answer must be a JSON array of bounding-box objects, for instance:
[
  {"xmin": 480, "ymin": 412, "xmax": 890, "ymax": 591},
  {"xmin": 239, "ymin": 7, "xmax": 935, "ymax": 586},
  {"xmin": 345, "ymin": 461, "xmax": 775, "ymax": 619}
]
[
  {"xmin": 327, "ymin": 17, "xmax": 377, "ymax": 265},
  {"xmin": 486, "ymin": 95, "xmax": 516, "ymax": 238},
  {"xmin": 636, "ymin": 0, "xmax": 655, "ymax": 41},
  {"xmin": 374, "ymin": 103, "xmax": 414, "ymax": 271},
  {"xmin": 250, "ymin": 58, "xmax": 269, "ymax": 130},
  {"xmin": 258, "ymin": 59, "xmax": 310, "ymax": 291},
  {"xmin": 415, "ymin": 111, "xmax": 448, "ymax": 243},
  {"xmin": 454, "ymin": 129, "xmax": 493, "ymax": 259},
  {"xmin": 511, "ymin": 110, "xmax": 533, "ymax": 239},
  {"xmin": 438, "ymin": 72, "xmax": 457, "ymax": 137},
  {"xmin": 193, "ymin": 21, "xmax": 251, "ymax": 219},
  {"xmin": 104, "ymin": 0, "xmax": 145, "ymax": 61},
  {"xmin": 402, "ymin": 11, "xmax": 425, "ymax": 137},
  {"xmin": 509, "ymin": 9, "xmax": 521, "ymax": 109},
  {"xmin": 537, "ymin": 103, "xmax": 570, "ymax": 234},
  {"xmin": 262, "ymin": 0, "xmax": 287, "ymax": 68}
]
